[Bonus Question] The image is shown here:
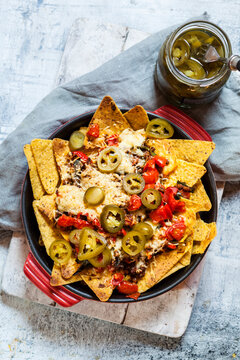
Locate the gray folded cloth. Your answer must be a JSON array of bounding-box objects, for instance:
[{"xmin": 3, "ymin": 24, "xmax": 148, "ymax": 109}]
[{"xmin": 0, "ymin": 15, "xmax": 239, "ymax": 232}]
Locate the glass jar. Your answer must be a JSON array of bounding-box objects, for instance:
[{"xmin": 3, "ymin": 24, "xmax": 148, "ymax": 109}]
[{"xmin": 155, "ymin": 20, "xmax": 232, "ymax": 108}]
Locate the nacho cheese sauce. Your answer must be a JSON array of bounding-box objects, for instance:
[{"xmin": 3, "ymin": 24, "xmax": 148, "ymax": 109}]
[{"xmin": 54, "ymin": 126, "xmax": 190, "ymax": 282}]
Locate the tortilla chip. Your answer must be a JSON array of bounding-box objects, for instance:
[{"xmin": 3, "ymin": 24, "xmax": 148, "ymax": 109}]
[
  {"xmin": 190, "ymin": 180, "xmax": 212, "ymax": 211},
  {"xmin": 84, "ymin": 96, "xmax": 130, "ymax": 149},
  {"xmin": 33, "ymin": 200, "xmax": 63, "ymax": 254},
  {"xmin": 31, "ymin": 139, "xmax": 59, "ymax": 194},
  {"xmin": 192, "ymin": 222, "xmax": 217, "ymax": 254},
  {"xmin": 59, "ymin": 229, "xmax": 70, "ymax": 241},
  {"xmin": 52, "ymin": 138, "xmax": 71, "ymax": 184},
  {"xmin": 23, "ymin": 144, "xmax": 45, "ymax": 200},
  {"xmin": 123, "ymin": 105, "xmax": 149, "ymax": 130},
  {"xmin": 61, "ymin": 255, "xmax": 81, "ymax": 280},
  {"xmin": 164, "ymin": 159, "xmax": 206, "ymax": 188},
  {"xmin": 161, "ymin": 262, "xmax": 186, "ymax": 280},
  {"xmin": 137, "ymin": 240, "xmax": 192, "ymax": 293},
  {"xmin": 146, "ymin": 138, "xmax": 177, "ymax": 175},
  {"xmin": 179, "ymin": 237, "xmax": 193, "ymax": 266},
  {"xmin": 80, "ymin": 267, "xmax": 114, "ymax": 302},
  {"xmin": 37, "ymin": 194, "xmax": 56, "ymax": 222},
  {"xmin": 154, "ymin": 139, "xmax": 215, "ymax": 165},
  {"xmin": 192, "ymin": 218, "xmax": 211, "ymax": 242},
  {"xmin": 50, "ymin": 264, "xmax": 82, "ymax": 287},
  {"xmin": 183, "ymin": 198, "xmax": 205, "ymax": 214}
]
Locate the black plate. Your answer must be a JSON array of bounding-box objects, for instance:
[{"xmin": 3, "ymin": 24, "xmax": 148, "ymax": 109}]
[{"xmin": 21, "ymin": 110, "xmax": 217, "ymax": 303}]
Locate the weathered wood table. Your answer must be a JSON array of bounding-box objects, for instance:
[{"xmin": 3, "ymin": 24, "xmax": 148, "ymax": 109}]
[{"xmin": 0, "ymin": 1, "xmax": 239, "ymax": 359}]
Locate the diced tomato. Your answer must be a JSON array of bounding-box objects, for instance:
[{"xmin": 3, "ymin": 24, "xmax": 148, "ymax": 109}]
[
  {"xmin": 127, "ymin": 195, "xmax": 142, "ymax": 211},
  {"xmin": 149, "ymin": 204, "xmax": 172, "ymax": 224},
  {"xmin": 143, "ymin": 158, "xmax": 156, "ymax": 172},
  {"xmin": 167, "ymin": 243, "xmax": 177, "ymax": 250},
  {"xmin": 121, "ymin": 228, "xmax": 127, "ymax": 236},
  {"xmin": 117, "ymin": 281, "xmax": 138, "ymax": 295},
  {"xmin": 178, "ymin": 189, "xmax": 191, "ymax": 199},
  {"xmin": 112, "ymin": 272, "xmax": 124, "ymax": 286},
  {"xmin": 127, "ymin": 292, "xmax": 140, "ymax": 300},
  {"xmin": 143, "ymin": 169, "xmax": 159, "ymax": 184},
  {"xmin": 87, "ymin": 124, "xmax": 100, "ymax": 138},
  {"xmin": 106, "ymin": 134, "xmax": 119, "ymax": 146},
  {"xmin": 163, "ymin": 187, "xmax": 185, "ymax": 213},
  {"xmin": 72, "ymin": 151, "xmax": 89, "ymax": 162},
  {"xmin": 57, "ymin": 214, "xmax": 92, "ymax": 229},
  {"xmin": 166, "ymin": 221, "xmax": 186, "ymax": 241},
  {"xmin": 144, "ymin": 183, "xmax": 156, "ymax": 191},
  {"xmin": 154, "ymin": 155, "xmax": 167, "ymax": 168},
  {"xmin": 155, "ymin": 183, "xmax": 165, "ymax": 193}
]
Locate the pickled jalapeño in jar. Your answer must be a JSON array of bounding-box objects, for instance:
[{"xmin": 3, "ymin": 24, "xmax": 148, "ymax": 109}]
[{"xmin": 155, "ymin": 21, "xmax": 232, "ymax": 107}]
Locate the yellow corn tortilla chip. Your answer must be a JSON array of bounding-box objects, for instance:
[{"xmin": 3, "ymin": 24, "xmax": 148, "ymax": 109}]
[
  {"xmin": 31, "ymin": 139, "xmax": 59, "ymax": 194},
  {"xmin": 190, "ymin": 180, "xmax": 212, "ymax": 211},
  {"xmin": 161, "ymin": 262, "xmax": 186, "ymax": 280},
  {"xmin": 192, "ymin": 218, "xmax": 211, "ymax": 242},
  {"xmin": 37, "ymin": 194, "xmax": 56, "ymax": 222},
  {"xmin": 84, "ymin": 96, "xmax": 130, "ymax": 149},
  {"xmin": 50, "ymin": 264, "xmax": 82, "ymax": 286},
  {"xmin": 192, "ymin": 222, "xmax": 217, "ymax": 254},
  {"xmin": 23, "ymin": 144, "xmax": 45, "ymax": 200},
  {"xmin": 33, "ymin": 200, "xmax": 63, "ymax": 254},
  {"xmin": 61, "ymin": 255, "xmax": 81, "ymax": 280},
  {"xmin": 137, "ymin": 239, "xmax": 192, "ymax": 293},
  {"xmin": 52, "ymin": 138, "xmax": 71, "ymax": 184},
  {"xmin": 80, "ymin": 267, "xmax": 114, "ymax": 302},
  {"xmin": 123, "ymin": 105, "xmax": 149, "ymax": 130},
  {"xmin": 146, "ymin": 138, "xmax": 177, "ymax": 175},
  {"xmin": 164, "ymin": 159, "xmax": 206, "ymax": 188},
  {"xmin": 154, "ymin": 139, "xmax": 215, "ymax": 165},
  {"xmin": 179, "ymin": 237, "xmax": 193, "ymax": 266},
  {"xmin": 183, "ymin": 198, "xmax": 205, "ymax": 214}
]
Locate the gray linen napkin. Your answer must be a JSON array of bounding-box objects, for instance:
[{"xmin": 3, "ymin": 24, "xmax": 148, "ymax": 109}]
[{"xmin": 0, "ymin": 16, "xmax": 240, "ymax": 231}]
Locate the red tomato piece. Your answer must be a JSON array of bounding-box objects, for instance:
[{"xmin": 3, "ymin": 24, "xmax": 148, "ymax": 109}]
[
  {"xmin": 163, "ymin": 187, "xmax": 185, "ymax": 213},
  {"xmin": 143, "ymin": 158, "xmax": 156, "ymax": 172},
  {"xmin": 143, "ymin": 169, "xmax": 159, "ymax": 184},
  {"xmin": 87, "ymin": 124, "xmax": 100, "ymax": 138},
  {"xmin": 167, "ymin": 243, "xmax": 177, "ymax": 250},
  {"xmin": 154, "ymin": 155, "xmax": 167, "ymax": 168},
  {"xmin": 127, "ymin": 195, "xmax": 142, "ymax": 211},
  {"xmin": 149, "ymin": 204, "xmax": 172, "ymax": 224},
  {"xmin": 166, "ymin": 221, "xmax": 186, "ymax": 241},
  {"xmin": 144, "ymin": 183, "xmax": 156, "ymax": 191},
  {"xmin": 112, "ymin": 272, "xmax": 124, "ymax": 286},
  {"xmin": 117, "ymin": 281, "xmax": 138, "ymax": 295},
  {"xmin": 121, "ymin": 228, "xmax": 127, "ymax": 236},
  {"xmin": 106, "ymin": 134, "xmax": 119, "ymax": 146},
  {"xmin": 57, "ymin": 214, "xmax": 92, "ymax": 229},
  {"xmin": 126, "ymin": 292, "xmax": 140, "ymax": 300},
  {"xmin": 72, "ymin": 151, "xmax": 89, "ymax": 162}
]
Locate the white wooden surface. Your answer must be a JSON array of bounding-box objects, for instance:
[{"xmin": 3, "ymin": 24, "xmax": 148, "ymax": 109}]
[{"xmin": 1, "ymin": 18, "xmax": 225, "ymax": 338}]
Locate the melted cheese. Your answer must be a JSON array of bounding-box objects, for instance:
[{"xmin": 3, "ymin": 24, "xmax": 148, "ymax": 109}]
[{"xmin": 119, "ymin": 128, "xmax": 145, "ymax": 150}]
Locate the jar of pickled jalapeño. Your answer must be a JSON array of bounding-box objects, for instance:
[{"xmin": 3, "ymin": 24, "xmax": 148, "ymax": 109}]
[{"xmin": 155, "ymin": 21, "xmax": 232, "ymax": 107}]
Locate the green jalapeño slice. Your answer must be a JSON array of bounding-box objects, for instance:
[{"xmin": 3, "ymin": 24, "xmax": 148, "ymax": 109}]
[
  {"xmin": 100, "ymin": 205, "xmax": 125, "ymax": 233},
  {"xmin": 49, "ymin": 239, "xmax": 72, "ymax": 265},
  {"xmin": 84, "ymin": 186, "xmax": 105, "ymax": 206},
  {"xmin": 78, "ymin": 228, "xmax": 106, "ymax": 261},
  {"xmin": 141, "ymin": 188, "xmax": 162, "ymax": 210},
  {"xmin": 122, "ymin": 230, "xmax": 146, "ymax": 256},
  {"xmin": 97, "ymin": 146, "xmax": 122, "ymax": 173},
  {"xmin": 69, "ymin": 229, "xmax": 82, "ymax": 246},
  {"xmin": 122, "ymin": 173, "xmax": 145, "ymax": 195},
  {"xmin": 146, "ymin": 119, "xmax": 174, "ymax": 139},
  {"xmin": 69, "ymin": 131, "xmax": 85, "ymax": 151},
  {"xmin": 88, "ymin": 248, "xmax": 112, "ymax": 268},
  {"xmin": 133, "ymin": 222, "xmax": 154, "ymax": 240}
]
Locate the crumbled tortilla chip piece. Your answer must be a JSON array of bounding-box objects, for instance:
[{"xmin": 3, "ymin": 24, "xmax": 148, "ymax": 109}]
[
  {"xmin": 37, "ymin": 194, "xmax": 56, "ymax": 222},
  {"xmin": 50, "ymin": 264, "xmax": 82, "ymax": 286},
  {"xmin": 146, "ymin": 138, "xmax": 177, "ymax": 175},
  {"xmin": 153, "ymin": 139, "xmax": 215, "ymax": 165},
  {"xmin": 164, "ymin": 159, "xmax": 206, "ymax": 187},
  {"xmin": 52, "ymin": 138, "xmax": 71, "ymax": 184},
  {"xmin": 192, "ymin": 218, "xmax": 211, "ymax": 242},
  {"xmin": 192, "ymin": 222, "xmax": 217, "ymax": 254},
  {"xmin": 61, "ymin": 255, "xmax": 81, "ymax": 280},
  {"xmin": 31, "ymin": 139, "xmax": 59, "ymax": 194},
  {"xmin": 23, "ymin": 144, "xmax": 45, "ymax": 200},
  {"xmin": 137, "ymin": 239, "xmax": 192, "ymax": 293},
  {"xmin": 190, "ymin": 180, "xmax": 212, "ymax": 211},
  {"xmin": 80, "ymin": 267, "xmax": 114, "ymax": 302},
  {"xmin": 33, "ymin": 200, "xmax": 63, "ymax": 254},
  {"xmin": 84, "ymin": 96, "xmax": 130, "ymax": 149},
  {"xmin": 123, "ymin": 105, "xmax": 149, "ymax": 130}
]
